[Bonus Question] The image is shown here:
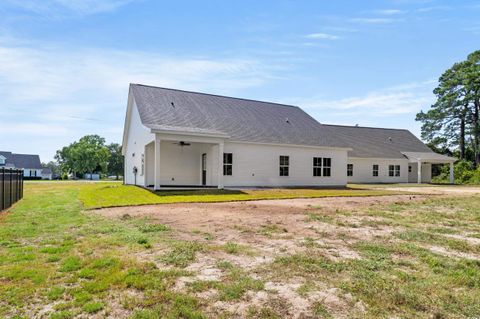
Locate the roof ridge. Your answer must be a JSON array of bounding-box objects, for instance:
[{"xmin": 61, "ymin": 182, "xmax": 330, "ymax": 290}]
[
  {"xmin": 131, "ymin": 83, "xmax": 300, "ymax": 109},
  {"xmin": 12, "ymin": 153, "xmax": 40, "ymax": 157},
  {"xmin": 322, "ymin": 124, "xmax": 409, "ymax": 131}
]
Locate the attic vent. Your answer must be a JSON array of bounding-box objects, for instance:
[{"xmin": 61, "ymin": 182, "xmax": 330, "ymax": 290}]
[
  {"xmin": 285, "ymin": 118, "xmax": 290, "ymax": 124},
  {"xmin": 171, "ymin": 102, "xmax": 175, "ymax": 107},
  {"xmin": 388, "ymin": 137, "xmax": 393, "ymax": 142}
]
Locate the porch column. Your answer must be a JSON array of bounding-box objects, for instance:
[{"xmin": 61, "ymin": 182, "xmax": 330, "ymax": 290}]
[
  {"xmin": 449, "ymin": 162, "xmax": 454, "ymax": 184},
  {"xmin": 417, "ymin": 160, "xmax": 422, "ymax": 184},
  {"xmin": 217, "ymin": 142, "xmax": 224, "ymax": 189},
  {"xmin": 154, "ymin": 136, "xmax": 161, "ymax": 190}
]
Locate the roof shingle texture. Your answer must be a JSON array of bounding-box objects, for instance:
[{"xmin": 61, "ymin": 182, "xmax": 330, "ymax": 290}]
[
  {"xmin": 0, "ymin": 151, "xmax": 42, "ymax": 169},
  {"xmin": 323, "ymin": 125, "xmax": 434, "ymax": 159},
  {"xmin": 131, "ymin": 84, "xmax": 348, "ymax": 148}
]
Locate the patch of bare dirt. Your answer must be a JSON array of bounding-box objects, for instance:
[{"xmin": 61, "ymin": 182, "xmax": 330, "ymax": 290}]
[
  {"xmin": 96, "ymin": 195, "xmax": 423, "ymax": 239},
  {"xmin": 93, "ymin": 195, "xmax": 430, "ymax": 317},
  {"xmin": 381, "ymin": 185, "xmax": 480, "ymax": 195},
  {"xmin": 426, "ymin": 245, "xmax": 480, "ymax": 261}
]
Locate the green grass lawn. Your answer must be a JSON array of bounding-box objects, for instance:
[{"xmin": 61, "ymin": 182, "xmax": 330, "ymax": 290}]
[
  {"xmin": 0, "ymin": 182, "xmax": 206, "ymax": 319},
  {"xmin": 78, "ymin": 182, "xmax": 409, "ymax": 209},
  {"xmin": 2, "ymin": 182, "xmax": 480, "ymax": 318}
]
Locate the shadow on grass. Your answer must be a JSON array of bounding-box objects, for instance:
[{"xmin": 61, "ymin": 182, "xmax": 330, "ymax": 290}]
[
  {"xmin": 153, "ymin": 189, "xmax": 247, "ymax": 197},
  {"xmin": 151, "ymin": 186, "xmax": 371, "ymax": 198}
]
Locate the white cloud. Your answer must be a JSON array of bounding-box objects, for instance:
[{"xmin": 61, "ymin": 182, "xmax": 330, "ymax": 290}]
[
  {"xmin": 304, "ymin": 33, "xmax": 340, "ymax": 40},
  {"xmin": 0, "ymin": 38, "xmax": 274, "ymax": 160},
  {"xmin": 416, "ymin": 6, "xmax": 452, "ymax": 13},
  {"xmin": 299, "ymin": 80, "xmax": 437, "ymax": 116},
  {"xmin": 351, "ymin": 18, "xmax": 396, "ymax": 24},
  {"xmin": 3, "ymin": 0, "xmax": 133, "ymax": 17},
  {"xmin": 374, "ymin": 9, "xmax": 406, "ymax": 15}
]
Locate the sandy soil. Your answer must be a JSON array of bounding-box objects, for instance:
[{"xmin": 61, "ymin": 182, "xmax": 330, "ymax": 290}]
[
  {"xmin": 379, "ymin": 185, "xmax": 480, "ymax": 195},
  {"xmin": 96, "ymin": 194, "xmax": 423, "ymax": 238},
  {"xmin": 94, "ymin": 188, "xmax": 480, "ymax": 318},
  {"xmin": 94, "ymin": 195, "xmax": 427, "ymax": 318}
]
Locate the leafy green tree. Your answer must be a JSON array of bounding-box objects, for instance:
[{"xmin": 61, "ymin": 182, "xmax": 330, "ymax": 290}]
[
  {"xmin": 107, "ymin": 143, "xmax": 124, "ymax": 180},
  {"xmin": 55, "ymin": 145, "xmax": 77, "ymax": 176},
  {"xmin": 55, "ymin": 135, "xmax": 110, "ymax": 179}
]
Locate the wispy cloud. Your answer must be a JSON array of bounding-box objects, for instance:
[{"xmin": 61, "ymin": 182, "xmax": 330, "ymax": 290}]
[
  {"xmin": 0, "ymin": 38, "xmax": 274, "ymax": 160},
  {"xmin": 304, "ymin": 33, "xmax": 340, "ymax": 40},
  {"xmin": 3, "ymin": 0, "xmax": 133, "ymax": 17},
  {"xmin": 374, "ymin": 9, "xmax": 406, "ymax": 15},
  {"xmin": 350, "ymin": 18, "xmax": 396, "ymax": 24},
  {"xmin": 299, "ymin": 80, "xmax": 436, "ymax": 116},
  {"xmin": 463, "ymin": 24, "xmax": 480, "ymax": 35},
  {"xmin": 416, "ymin": 6, "xmax": 452, "ymax": 13}
]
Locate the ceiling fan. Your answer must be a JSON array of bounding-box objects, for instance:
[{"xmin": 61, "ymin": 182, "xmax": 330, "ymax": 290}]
[{"xmin": 173, "ymin": 141, "xmax": 191, "ymax": 147}]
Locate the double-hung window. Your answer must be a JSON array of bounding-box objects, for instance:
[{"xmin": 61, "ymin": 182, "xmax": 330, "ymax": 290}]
[
  {"xmin": 313, "ymin": 157, "xmax": 332, "ymax": 177},
  {"xmin": 389, "ymin": 165, "xmax": 400, "ymax": 177},
  {"xmin": 313, "ymin": 157, "xmax": 322, "ymax": 177},
  {"xmin": 322, "ymin": 158, "xmax": 331, "ymax": 177},
  {"xmin": 372, "ymin": 164, "xmax": 379, "ymax": 177},
  {"xmin": 223, "ymin": 153, "xmax": 233, "ymax": 176},
  {"xmin": 279, "ymin": 156, "xmax": 289, "ymax": 176},
  {"xmin": 347, "ymin": 164, "xmax": 353, "ymax": 177}
]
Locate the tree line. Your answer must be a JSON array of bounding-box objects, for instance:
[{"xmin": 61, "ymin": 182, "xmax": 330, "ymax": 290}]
[{"xmin": 51, "ymin": 135, "xmax": 123, "ymax": 179}]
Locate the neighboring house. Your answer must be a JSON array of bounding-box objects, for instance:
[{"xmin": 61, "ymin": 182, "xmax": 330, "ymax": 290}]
[
  {"xmin": 122, "ymin": 84, "xmax": 455, "ymax": 189},
  {"xmin": 0, "ymin": 151, "xmax": 44, "ymax": 179},
  {"xmin": 41, "ymin": 168, "xmax": 53, "ymax": 180},
  {"xmin": 84, "ymin": 173, "xmax": 100, "ymax": 180}
]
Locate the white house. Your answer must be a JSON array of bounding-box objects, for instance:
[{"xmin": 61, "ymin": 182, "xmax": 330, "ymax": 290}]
[
  {"xmin": 41, "ymin": 168, "xmax": 53, "ymax": 180},
  {"xmin": 122, "ymin": 84, "xmax": 455, "ymax": 189},
  {"xmin": 322, "ymin": 125, "xmax": 456, "ymax": 184},
  {"xmin": 0, "ymin": 151, "xmax": 45, "ymax": 179}
]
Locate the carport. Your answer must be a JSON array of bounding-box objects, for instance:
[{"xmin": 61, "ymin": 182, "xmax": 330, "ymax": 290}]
[{"xmin": 402, "ymin": 152, "xmax": 457, "ymax": 184}]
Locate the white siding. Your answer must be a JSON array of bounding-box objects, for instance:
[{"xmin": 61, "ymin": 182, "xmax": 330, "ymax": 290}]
[
  {"xmin": 158, "ymin": 142, "xmax": 216, "ymax": 186},
  {"xmin": 222, "ymin": 142, "xmax": 347, "ymax": 187},
  {"xmin": 407, "ymin": 162, "xmax": 432, "ymax": 183},
  {"xmin": 23, "ymin": 169, "xmax": 42, "ymax": 178},
  {"xmin": 124, "ymin": 100, "xmax": 155, "ymax": 186},
  {"xmin": 347, "ymin": 158, "xmax": 409, "ymax": 183}
]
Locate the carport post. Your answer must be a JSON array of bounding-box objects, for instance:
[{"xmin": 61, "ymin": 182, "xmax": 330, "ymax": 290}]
[
  {"xmin": 449, "ymin": 162, "xmax": 454, "ymax": 184},
  {"xmin": 417, "ymin": 160, "xmax": 422, "ymax": 184},
  {"xmin": 154, "ymin": 136, "xmax": 161, "ymax": 190}
]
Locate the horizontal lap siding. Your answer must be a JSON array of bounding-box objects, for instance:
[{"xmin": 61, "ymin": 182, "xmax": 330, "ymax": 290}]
[
  {"xmin": 223, "ymin": 142, "xmax": 348, "ymax": 187},
  {"xmin": 347, "ymin": 158, "xmax": 409, "ymax": 183}
]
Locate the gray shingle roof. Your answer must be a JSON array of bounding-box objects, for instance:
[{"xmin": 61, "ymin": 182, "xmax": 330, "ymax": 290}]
[
  {"xmin": 130, "ymin": 84, "xmax": 348, "ymax": 148},
  {"xmin": 401, "ymin": 152, "xmax": 456, "ymax": 162},
  {"xmin": 0, "ymin": 151, "xmax": 42, "ymax": 169},
  {"xmin": 0, "ymin": 152, "xmax": 14, "ymax": 167},
  {"xmin": 41, "ymin": 168, "xmax": 52, "ymax": 174},
  {"xmin": 322, "ymin": 125, "xmax": 434, "ymax": 159}
]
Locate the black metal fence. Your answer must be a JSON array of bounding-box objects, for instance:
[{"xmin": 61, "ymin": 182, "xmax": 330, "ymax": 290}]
[{"xmin": 1, "ymin": 168, "xmax": 24, "ymax": 211}]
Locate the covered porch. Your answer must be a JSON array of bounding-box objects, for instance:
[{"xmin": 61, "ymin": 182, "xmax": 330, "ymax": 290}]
[
  {"xmin": 144, "ymin": 131, "xmax": 228, "ymax": 190},
  {"xmin": 402, "ymin": 152, "xmax": 456, "ymax": 184}
]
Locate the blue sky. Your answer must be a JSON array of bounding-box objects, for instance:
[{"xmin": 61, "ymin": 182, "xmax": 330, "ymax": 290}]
[{"xmin": 0, "ymin": 0, "xmax": 478, "ymax": 161}]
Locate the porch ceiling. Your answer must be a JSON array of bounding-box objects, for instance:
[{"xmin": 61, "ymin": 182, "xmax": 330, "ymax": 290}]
[{"xmin": 401, "ymin": 151, "xmax": 456, "ymax": 163}]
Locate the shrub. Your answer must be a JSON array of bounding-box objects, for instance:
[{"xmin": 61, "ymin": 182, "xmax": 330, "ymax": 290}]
[{"xmin": 432, "ymin": 161, "xmax": 480, "ymax": 184}]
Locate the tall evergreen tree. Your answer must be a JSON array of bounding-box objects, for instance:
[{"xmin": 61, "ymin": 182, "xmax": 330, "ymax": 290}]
[{"xmin": 416, "ymin": 50, "xmax": 480, "ymax": 165}]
